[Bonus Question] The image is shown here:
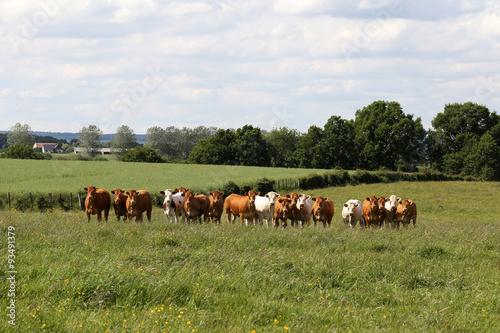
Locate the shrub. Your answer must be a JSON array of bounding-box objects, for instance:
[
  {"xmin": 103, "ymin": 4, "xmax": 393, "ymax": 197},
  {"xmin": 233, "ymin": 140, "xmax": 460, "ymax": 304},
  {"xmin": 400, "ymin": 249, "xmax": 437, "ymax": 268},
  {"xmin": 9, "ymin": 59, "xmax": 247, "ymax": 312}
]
[
  {"xmin": 221, "ymin": 181, "xmax": 240, "ymax": 198},
  {"xmin": 256, "ymin": 178, "xmax": 275, "ymax": 194},
  {"xmin": 121, "ymin": 147, "xmax": 165, "ymax": 163},
  {"xmin": 1, "ymin": 144, "xmax": 44, "ymax": 160}
]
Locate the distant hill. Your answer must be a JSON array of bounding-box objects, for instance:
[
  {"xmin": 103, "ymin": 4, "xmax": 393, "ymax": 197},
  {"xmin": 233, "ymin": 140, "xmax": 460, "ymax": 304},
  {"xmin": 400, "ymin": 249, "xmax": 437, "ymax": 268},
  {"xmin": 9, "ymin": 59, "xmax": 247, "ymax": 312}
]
[{"xmin": 0, "ymin": 131, "xmax": 147, "ymax": 144}]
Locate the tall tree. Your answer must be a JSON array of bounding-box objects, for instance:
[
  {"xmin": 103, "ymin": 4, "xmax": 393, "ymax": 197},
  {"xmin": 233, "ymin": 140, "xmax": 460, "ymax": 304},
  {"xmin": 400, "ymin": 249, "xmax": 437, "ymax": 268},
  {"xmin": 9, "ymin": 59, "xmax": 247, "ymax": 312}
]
[
  {"xmin": 78, "ymin": 125, "xmax": 103, "ymax": 157},
  {"xmin": 323, "ymin": 116, "xmax": 357, "ymax": 169},
  {"xmin": 234, "ymin": 125, "xmax": 269, "ymax": 166},
  {"xmin": 189, "ymin": 129, "xmax": 237, "ymax": 165},
  {"xmin": 111, "ymin": 125, "xmax": 137, "ymax": 159},
  {"xmin": 429, "ymin": 102, "xmax": 500, "ymax": 178},
  {"xmin": 354, "ymin": 101, "xmax": 426, "ymax": 171},
  {"xmin": 293, "ymin": 125, "xmax": 326, "ymax": 169},
  {"xmin": 7, "ymin": 123, "xmax": 35, "ymax": 147},
  {"xmin": 265, "ymin": 127, "xmax": 300, "ymax": 168}
]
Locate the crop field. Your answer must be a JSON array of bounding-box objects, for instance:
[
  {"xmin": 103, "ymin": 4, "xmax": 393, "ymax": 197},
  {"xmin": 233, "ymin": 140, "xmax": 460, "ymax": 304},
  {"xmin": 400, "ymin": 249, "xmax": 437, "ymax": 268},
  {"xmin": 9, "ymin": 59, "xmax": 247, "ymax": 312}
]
[
  {"xmin": 1, "ymin": 180, "xmax": 499, "ymax": 332},
  {"xmin": 0, "ymin": 159, "xmax": 327, "ymax": 196}
]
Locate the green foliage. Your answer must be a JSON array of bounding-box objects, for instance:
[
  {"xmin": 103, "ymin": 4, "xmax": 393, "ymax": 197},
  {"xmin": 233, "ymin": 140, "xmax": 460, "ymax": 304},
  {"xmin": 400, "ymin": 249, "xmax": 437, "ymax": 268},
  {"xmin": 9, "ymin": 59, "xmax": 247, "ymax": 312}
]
[
  {"xmin": 78, "ymin": 125, "xmax": 103, "ymax": 157},
  {"xmin": 111, "ymin": 125, "xmax": 138, "ymax": 159},
  {"xmin": 220, "ymin": 181, "xmax": 240, "ymax": 197},
  {"xmin": 1, "ymin": 144, "xmax": 47, "ymax": 160},
  {"xmin": 121, "ymin": 146, "xmax": 165, "ymax": 163},
  {"xmin": 265, "ymin": 127, "xmax": 300, "ymax": 167},
  {"xmin": 7, "ymin": 122, "xmax": 35, "ymax": 146},
  {"xmin": 235, "ymin": 125, "xmax": 269, "ymax": 167},
  {"xmin": 189, "ymin": 129, "xmax": 237, "ymax": 165}
]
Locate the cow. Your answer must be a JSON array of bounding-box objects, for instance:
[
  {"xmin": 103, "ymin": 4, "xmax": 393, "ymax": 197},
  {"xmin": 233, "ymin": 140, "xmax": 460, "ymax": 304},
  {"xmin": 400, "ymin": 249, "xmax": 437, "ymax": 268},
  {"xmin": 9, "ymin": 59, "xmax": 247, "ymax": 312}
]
[
  {"xmin": 294, "ymin": 194, "xmax": 313, "ymax": 227},
  {"xmin": 341, "ymin": 199, "xmax": 364, "ymax": 228},
  {"xmin": 273, "ymin": 195, "xmax": 294, "ymax": 228},
  {"xmin": 311, "ymin": 196, "xmax": 334, "ymax": 228},
  {"xmin": 160, "ymin": 189, "xmax": 187, "ymax": 223},
  {"xmin": 224, "ymin": 190, "xmax": 259, "ymax": 226},
  {"xmin": 111, "ymin": 189, "xmax": 128, "ymax": 221},
  {"xmin": 207, "ymin": 190, "xmax": 224, "ymax": 224},
  {"xmin": 362, "ymin": 196, "xmax": 381, "ymax": 228},
  {"xmin": 125, "ymin": 190, "xmax": 152, "ymax": 222},
  {"xmin": 84, "ymin": 186, "xmax": 111, "ymax": 222},
  {"xmin": 183, "ymin": 190, "xmax": 210, "ymax": 223},
  {"xmin": 396, "ymin": 199, "xmax": 417, "ymax": 228},
  {"xmin": 288, "ymin": 192, "xmax": 300, "ymax": 226},
  {"xmin": 254, "ymin": 191, "xmax": 280, "ymax": 227},
  {"xmin": 384, "ymin": 195, "xmax": 401, "ymax": 228},
  {"xmin": 377, "ymin": 197, "xmax": 388, "ymax": 228}
]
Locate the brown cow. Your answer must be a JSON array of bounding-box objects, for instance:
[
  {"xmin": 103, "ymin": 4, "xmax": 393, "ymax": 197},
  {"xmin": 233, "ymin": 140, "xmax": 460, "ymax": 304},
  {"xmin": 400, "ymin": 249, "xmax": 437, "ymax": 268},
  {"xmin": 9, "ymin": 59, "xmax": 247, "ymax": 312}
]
[
  {"xmin": 125, "ymin": 190, "xmax": 152, "ymax": 222},
  {"xmin": 288, "ymin": 192, "xmax": 300, "ymax": 226},
  {"xmin": 273, "ymin": 195, "xmax": 294, "ymax": 228},
  {"xmin": 376, "ymin": 197, "xmax": 388, "ymax": 228},
  {"xmin": 183, "ymin": 190, "xmax": 210, "ymax": 223},
  {"xmin": 224, "ymin": 190, "xmax": 259, "ymax": 225},
  {"xmin": 311, "ymin": 196, "xmax": 334, "ymax": 228},
  {"xmin": 84, "ymin": 186, "xmax": 111, "ymax": 222},
  {"xmin": 396, "ymin": 199, "xmax": 417, "ymax": 228},
  {"xmin": 208, "ymin": 190, "xmax": 224, "ymax": 224},
  {"xmin": 111, "ymin": 189, "xmax": 128, "ymax": 221},
  {"xmin": 362, "ymin": 196, "xmax": 381, "ymax": 228}
]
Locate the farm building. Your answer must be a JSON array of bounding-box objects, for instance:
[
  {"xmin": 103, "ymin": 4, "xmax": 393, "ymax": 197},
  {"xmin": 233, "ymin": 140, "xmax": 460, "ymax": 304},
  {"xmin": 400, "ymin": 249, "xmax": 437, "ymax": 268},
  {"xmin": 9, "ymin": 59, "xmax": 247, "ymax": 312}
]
[
  {"xmin": 33, "ymin": 143, "xmax": 63, "ymax": 153},
  {"xmin": 73, "ymin": 147, "xmax": 113, "ymax": 154}
]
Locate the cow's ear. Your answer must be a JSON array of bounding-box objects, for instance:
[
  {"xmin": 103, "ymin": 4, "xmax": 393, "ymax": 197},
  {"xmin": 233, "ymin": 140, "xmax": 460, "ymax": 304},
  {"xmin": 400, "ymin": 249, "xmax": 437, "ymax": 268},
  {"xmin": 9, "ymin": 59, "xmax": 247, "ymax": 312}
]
[
  {"xmin": 173, "ymin": 189, "xmax": 178, "ymax": 194},
  {"xmin": 84, "ymin": 187, "xmax": 88, "ymax": 192},
  {"xmin": 312, "ymin": 197, "xmax": 317, "ymax": 201},
  {"xmin": 160, "ymin": 191, "xmax": 165, "ymax": 195},
  {"xmin": 354, "ymin": 204, "xmax": 359, "ymax": 208},
  {"xmin": 399, "ymin": 200, "xmax": 403, "ymax": 205},
  {"xmin": 366, "ymin": 197, "xmax": 370, "ymax": 201},
  {"xmin": 209, "ymin": 191, "xmax": 213, "ymax": 196},
  {"xmin": 385, "ymin": 198, "xmax": 390, "ymax": 202},
  {"xmin": 285, "ymin": 194, "xmax": 291, "ymax": 198},
  {"xmin": 220, "ymin": 192, "xmax": 224, "ymax": 196},
  {"xmin": 265, "ymin": 194, "xmax": 269, "ymax": 198},
  {"xmin": 344, "ymin": 203, "xmax": 348, "ymax": 207},
  {"xmin": 126, "ymin": 191, "xmax": 130, "ymax": 196},
  {"xmin": 306, "ymin": 195, "xmax": 311, "ymax": 199},
  {"xmin": 181, "ymin": 193, "xmax": 185, "ymax": 197},
  {"xmin": 397, "ymin": 197, "xmax": 401, "ymax": 201},
  {"xmin": 256, "ymin": 192, "xmax": 260, "ymax": 195},
  {"xmin": 111, "ymin": 190, "xmax": 116, "ymax": 194},
  {"xmin": 244, "ymin": 191, "xmax": 248, "ymax": 196}
]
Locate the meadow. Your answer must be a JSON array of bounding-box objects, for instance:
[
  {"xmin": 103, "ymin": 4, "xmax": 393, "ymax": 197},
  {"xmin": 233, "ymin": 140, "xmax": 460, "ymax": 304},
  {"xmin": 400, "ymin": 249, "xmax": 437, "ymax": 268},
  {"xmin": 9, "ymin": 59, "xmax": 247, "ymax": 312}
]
[
  {"xmin": 1, "ymin": 181, "xmax": 499, "ymax": 332},
  {"xmin": 0, "ymin": 159, "xmax": 328, "ymax": 196}
]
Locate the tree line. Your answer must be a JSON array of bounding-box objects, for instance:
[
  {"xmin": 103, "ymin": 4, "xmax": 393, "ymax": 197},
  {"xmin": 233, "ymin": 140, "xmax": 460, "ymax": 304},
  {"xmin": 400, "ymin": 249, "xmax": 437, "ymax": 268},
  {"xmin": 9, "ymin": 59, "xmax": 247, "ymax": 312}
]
[{"xmin": 2, "ymin": 101, "xmax": 499, "ymax": 180}]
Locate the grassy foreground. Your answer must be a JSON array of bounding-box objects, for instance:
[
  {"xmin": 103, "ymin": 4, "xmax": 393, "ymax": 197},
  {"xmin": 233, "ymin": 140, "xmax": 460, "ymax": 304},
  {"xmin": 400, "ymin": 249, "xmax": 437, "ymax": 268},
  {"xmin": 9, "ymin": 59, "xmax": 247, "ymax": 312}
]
[{"xmin": 1, "ymin": 182, "xmax": 499, "ymax": 332}]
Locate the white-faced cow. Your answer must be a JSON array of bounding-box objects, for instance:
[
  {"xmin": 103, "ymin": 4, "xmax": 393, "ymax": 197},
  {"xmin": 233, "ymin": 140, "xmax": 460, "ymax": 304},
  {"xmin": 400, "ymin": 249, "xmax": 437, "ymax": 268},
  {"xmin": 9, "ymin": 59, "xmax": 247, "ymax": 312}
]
[
  {"xmin": 341, "ymin": 199, "xmax": 364, "ymax": 228},
  {"xmin": 160, "ymin": 189, "xmax": 187, "ymax": 223},
  {"xmin": 294, "ymin": 194, "xmax": 313, "ymax": 227},
  {"xmin": 254, "ymin": 191, "xmax": 280, "ymax": 227},
  {"xmin": 384, "ymin": 195, "xmax": 401, "ymax": 228}
]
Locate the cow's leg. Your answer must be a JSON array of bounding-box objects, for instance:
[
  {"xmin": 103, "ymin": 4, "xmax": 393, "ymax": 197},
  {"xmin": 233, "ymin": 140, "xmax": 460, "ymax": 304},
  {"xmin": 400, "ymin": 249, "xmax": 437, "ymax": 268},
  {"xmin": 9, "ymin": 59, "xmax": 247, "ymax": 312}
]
[
  {"xmin": 86, "ymin": 211, "xmax": 91, "ymax": 222},
  {"xmin": 96, "ymin": 210, "xmax": 102, "ymax": 222},
  {"xmin": 147, "ymin": 209, "xmax": 152, "ymax": 222},
  {"xmin": 104, "ymin": 209, "xmax": 109, "ymax": 222}
]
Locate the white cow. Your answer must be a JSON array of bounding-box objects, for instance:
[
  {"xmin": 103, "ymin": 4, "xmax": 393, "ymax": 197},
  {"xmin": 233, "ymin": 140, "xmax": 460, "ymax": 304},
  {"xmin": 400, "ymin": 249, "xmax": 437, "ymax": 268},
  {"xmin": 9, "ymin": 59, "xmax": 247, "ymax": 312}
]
[
  {"xmin": 160, "ymin": 189, "xmax": 187, "ymax": 223},
  {"xmin": 384, "ymin": 195, "xmax": 401, "ymax": 228},
  {"xmin": 294, "ymin": 194, "xmax": 313, "ymax": 227},
  {"xmin": 342, "ymin": 199, "xmax": 364, "ymax": 228},
  {"xmin": 254, "ymin": 191, "xmax": 280, "ymax": 227}
]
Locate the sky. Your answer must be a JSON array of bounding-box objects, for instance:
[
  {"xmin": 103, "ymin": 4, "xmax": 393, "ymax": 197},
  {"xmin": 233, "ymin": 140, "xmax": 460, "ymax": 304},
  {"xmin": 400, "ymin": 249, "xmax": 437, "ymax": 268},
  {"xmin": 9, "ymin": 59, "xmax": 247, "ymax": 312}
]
[{"xmin": 1, "ymin": 0, "xmax": 499, "ymax": 134}]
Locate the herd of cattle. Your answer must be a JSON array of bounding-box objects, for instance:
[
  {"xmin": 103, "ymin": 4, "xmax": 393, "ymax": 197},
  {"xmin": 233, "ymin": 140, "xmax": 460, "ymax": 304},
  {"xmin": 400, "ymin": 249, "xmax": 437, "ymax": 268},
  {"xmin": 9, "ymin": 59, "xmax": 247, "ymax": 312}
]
[{"xmin": 83, "ymin": 186, "xmax": 418, "ymax": 228}]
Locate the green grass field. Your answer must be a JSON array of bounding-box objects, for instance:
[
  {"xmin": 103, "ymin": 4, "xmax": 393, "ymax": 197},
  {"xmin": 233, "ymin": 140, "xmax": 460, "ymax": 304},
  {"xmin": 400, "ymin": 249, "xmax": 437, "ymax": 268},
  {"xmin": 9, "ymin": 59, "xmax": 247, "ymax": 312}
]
[
  {"xmin": 0, "ymin": 159, "xmax": 327, "ymax": 196},
  {"xmin": 1, "ymin": 181, "xmax": 498, "ymax": 332}
]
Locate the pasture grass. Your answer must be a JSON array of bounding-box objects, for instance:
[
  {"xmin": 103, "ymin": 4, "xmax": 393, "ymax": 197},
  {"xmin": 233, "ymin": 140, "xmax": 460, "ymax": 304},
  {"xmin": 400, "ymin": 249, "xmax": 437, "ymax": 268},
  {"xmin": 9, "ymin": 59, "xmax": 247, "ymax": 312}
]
[
  {"xmin": 0, "ymin": 182, "xmax": 499, "ymax": 332},
  {"xmin": 0, "ymin": 159, "xmax": 327, "ymax": 197}
]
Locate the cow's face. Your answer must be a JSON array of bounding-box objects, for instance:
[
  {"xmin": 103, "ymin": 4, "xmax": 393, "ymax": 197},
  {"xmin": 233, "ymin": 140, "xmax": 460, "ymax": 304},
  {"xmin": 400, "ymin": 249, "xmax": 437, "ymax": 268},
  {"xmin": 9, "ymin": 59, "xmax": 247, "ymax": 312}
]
[
  {"xmin": 245, "ymin": 190, "xmax": 259, "ymax": 207},
  {"xmin": 400, "ymin": 200, "xmax": 410, "ymax": 214},
  {"xmin": 386, "ymin": 195, "xmax": 400, "ymax": 213},
  {"xmin": 84, "ymin": 186, "xmax": 98, "ymax": 203},
  {"xmin": 366, "ymin": 196, "xmax": 379, "ymax": 211},
  {"xmin": 209, "ymin": 191, "xmax": 224, "ymax": 204},
  {"xmin": 126, "ymin": 190, "xmax": 139, "ymax": 208},
  {"xmin": 265, "ymin": 192, "xmax": 279, "ymax": 209},
  {"xmin": 183, "ymin": 190, "xmax": 195, "ymax": 209},
  {"xmin": 277, "ymin": 197, "xmax": 293, "ymax": 218},
  {"xmin": 312, "ymin": 196, "xmax": 327, "ymax": 215},
  {"xmin": 111, "ymin": 189, "xmax": 125, "ymax": 206},
  {"xmin": 161, "ymin": 189, "xmax": 173, "ymax": 206},
  {"xmin": 297, "ymin": 194, "xmax": 310, "ymax": 210},
  {"xmin": 344, "ymin": 202, "xmax": 358, "ymax": 217}
]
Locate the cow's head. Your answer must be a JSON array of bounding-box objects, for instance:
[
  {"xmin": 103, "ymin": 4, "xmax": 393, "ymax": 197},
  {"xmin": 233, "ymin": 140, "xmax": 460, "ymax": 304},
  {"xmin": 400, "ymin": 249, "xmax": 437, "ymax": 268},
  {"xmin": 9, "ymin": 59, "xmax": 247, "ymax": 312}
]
[
  {"xmin": 245, "ymin": 190, "xmax": 259, "ymax": 207},
  {"xmin": 276, "ymin": 197, "xmax": 293, "ymax": 218},
  {"xmin": 296, "ymin": 194, "xmax": 310, "ymax": 210},
  {"xmin": 183, "ymin": 190, "xmax": 195, "ymax": 209},
  {"xmin": 126, "ymin": 189, "xmax": 140, "ymax": 209},
  {"xmin": 385, "ymin": 195, "xmax": 400, "ymax": 213},
  {"xmin": 265, "ymin": 191, "xmax": 280, "ymax": 208},
  {"xmin": 84, "ymin": 186, "xmax": 98, "ymax": 203},
  {"xmin": 399, "ymin": 199, "xmax": 411, "ymax": 214},
  {"xmin": 366, "ymin": 196, "xmax": 379, "ymax": 211},
  {"xmin": 177, "ymin": 187, "xmax": 188, "ymax": 194},
  {"xmin": 209, "ymin": 190, "xmax": 224, "ymax": 204},
  {"xmin": 343, "ymin": 201, "xmax": 359, "ymax": 217},
  {"xmin": 111, "ymin": 189, "xmax": 126, "ymax": 206}
]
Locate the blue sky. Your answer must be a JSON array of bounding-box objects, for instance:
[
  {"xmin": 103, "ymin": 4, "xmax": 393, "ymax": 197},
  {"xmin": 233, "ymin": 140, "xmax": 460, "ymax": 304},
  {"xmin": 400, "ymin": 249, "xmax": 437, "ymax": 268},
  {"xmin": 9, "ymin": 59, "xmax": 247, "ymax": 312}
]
[{"xmin": 1, "ymin": 0, "xmax": 499, "ymax": 134}]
